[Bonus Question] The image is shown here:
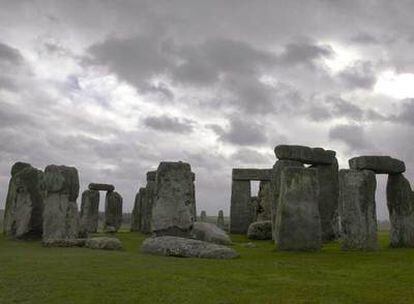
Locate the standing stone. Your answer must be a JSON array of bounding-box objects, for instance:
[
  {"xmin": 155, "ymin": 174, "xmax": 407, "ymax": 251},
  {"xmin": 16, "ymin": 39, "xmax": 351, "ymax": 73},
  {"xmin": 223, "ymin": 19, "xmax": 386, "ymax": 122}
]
[
  {"xmin": 230, "ymin": 180, "xmax": 253, "ymax": 234},
  {"xmin": 311, "ymin": 159, "xmax": 339, "ymax": 242},
  {"xmin": 43, "ymin": 165, "xmax": 80, "ymax": 241},
  {"xmin": 104, "ymin": 191, "xmax": 123, "ymax": 233},
  {"xmin": 130, "ymin": 191, "xmax": 141, "ymax": 232},
  {"xmin": 256, "ymin": 181, "xmax": 272, "ymax": 221},
  {"xmin": 339, "ymin": 169, "xmax": 378, "ymax": 250},
  {"xmin": 270, "ymin": 160, "xmax": 303, "ymax": 240},
  {"xmin": 80, "ymin": 189, "xmax": 100, "ymax": 235},
  {"xmin": 191, "ymin": 172, "xmax": 197, "ymax": 221},
  {"xmin": 3, "ymin": 162, "xmax": 45, "ymax": 239},
  {"xmin": 217, "ymin": 210, "xmax": 225, "ymax": 229},
  {"xmin": 386, "ymin": 173, "xmax": 414, "ymax": 247},
  {"xmin": 276, "ymin": 167, "xmax": 321, "ymax": 251},
  {"xmin": 141, "ymin": 171, "xmax": 157, "ymax": 234},
  {"xmin": 200, "ymin": 210, "xmax": 207, "ymax": 222},
  {"xmin": 151, "ymin": 162, "xmax": 196, "ymax": 237}
]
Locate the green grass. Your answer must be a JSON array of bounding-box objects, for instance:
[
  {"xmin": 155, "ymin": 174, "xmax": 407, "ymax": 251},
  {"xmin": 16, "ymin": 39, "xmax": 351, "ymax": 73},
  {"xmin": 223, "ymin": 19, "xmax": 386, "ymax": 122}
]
[{"xmin": 0, "ymin": 232, "xmax": 413, "ymax": 304}]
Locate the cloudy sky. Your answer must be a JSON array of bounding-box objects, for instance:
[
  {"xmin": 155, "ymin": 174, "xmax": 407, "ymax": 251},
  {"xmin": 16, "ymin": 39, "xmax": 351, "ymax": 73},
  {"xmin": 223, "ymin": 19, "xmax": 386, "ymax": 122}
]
[{"xmin": 1, "ymin": 0, "xmax": 414, "ymax": 219}]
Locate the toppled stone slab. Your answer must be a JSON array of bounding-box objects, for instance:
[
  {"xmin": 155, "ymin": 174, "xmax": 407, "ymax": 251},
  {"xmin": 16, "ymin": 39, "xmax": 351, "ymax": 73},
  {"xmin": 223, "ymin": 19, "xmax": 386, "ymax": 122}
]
[
  {"xmin": 339, "ymin": 169, "xmax": 378, "ymax": 250},
  {"xmin": 232, "ymin": 169, "xmax": 272, "ymax": 181},
  {"xmin": 104, "ymin": 191, "xmax": 123, "ymax": 233},
  {"xmin": 88, "ymin": 183, "xmax": 115, "ymax": 192},
  {"xmin": 151, "ymin": 162, "xmax": 195, "ymax": 237},
  {"xmin": 43, "ymin": 165, "xmax": 80, "ymax": 241},
  {"xmin": 42, "ymin": 238, "xmax": 86, "ymax": 247},
  {"xmin": 85, "ymin": 237, "xmax": 123, "ymax": 250},
  {"xmin": 141, "ymin": 236, "xmax": 239, "ymax": 259},
  {"xmin": 387, "ymin": 173, "xmax": 414, "ymax": 247},
  {"xmin": 349, "ymin": 156, "xmax": 405, "ymax": 174},
  {"xmin": 276, "ymin": 167, "xmax": 321, "ymax": 251},
  {"xmin": 3, "ymin": 162, "xmax": 45, "ymax": 239},
  {"xmin": 275, "ymin": 145, "xmax": 336, "ymax": 165},
  {"xmin": 191, "ymin": 222, "xmax": 232, "ymax": 245},
  {"xmin": 80, "ymin": 189, "xmax": 100, "ymax": 236},
  {"xmin": 247, "ymin": 221, "xmax": 272, "ymax": 240}
]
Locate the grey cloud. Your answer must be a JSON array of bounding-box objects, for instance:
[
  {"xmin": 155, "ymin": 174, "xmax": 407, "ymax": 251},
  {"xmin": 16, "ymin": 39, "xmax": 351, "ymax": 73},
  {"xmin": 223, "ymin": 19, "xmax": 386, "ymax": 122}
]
[
  {"xmin": 278, "ymin": 41, "xmax": 333, "ymax": 67},
  {"xmin": 0, "ymin": 42, "xmax": 23, "ymax": 64},
  {"xmin": 143, "ymin": 115, "xmax": 195, "ymax": 133},
  {"xmin": 337, "ymin": 61, "xmax": 377, "ymax": 90},
  {"xmin": 329, "ymin": 124, "xmax": 370, "ymax": 151},
  {"xmin": 211, "ymin": 117, "xmax": 268, "ymax": 146}
]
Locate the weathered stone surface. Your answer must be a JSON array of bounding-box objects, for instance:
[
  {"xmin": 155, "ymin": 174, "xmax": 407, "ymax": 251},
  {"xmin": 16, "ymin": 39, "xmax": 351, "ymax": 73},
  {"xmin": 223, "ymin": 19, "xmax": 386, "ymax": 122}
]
[
  {"xmin": 217, "ymin": 210, "xmax": 225, "ymax": 229},
  {"xmin": 256, "ymin": 181, "xmax": 272, "ymax": 221},
  {"xmin": 232, "ymin": 169, "xmax": 272, "ymax": 181},
  {"xmin": 270, "ymin": 160, "xmax": 303, "ymax": 240},
  {"xmin": 130, "ymin": 191, "xmax": 141, "ymax": 232},
  {"xmin": 275, "ymin": 145, "xmax": 336, "ymax": 165},
  {"xmin": 151, "ymin": 162, "xmax": 196, "ymax": 236},
  {"xmin": 200, "ymin": 210, "xmax": 207, "ymax": 222},
  {"xmin": 339, "ymin": 169, "xmax": 378, "ymax": 250},
  {"xmin": 146, "ymin": 171, "xmax": 156, "ymax": 181},
  {"xmin": 80, "ymin": 190, "xmax": 100, "ymax": 236},
  {"xmin": 386, "ymin": 173, "xmax": 414, "ymax": 247},
  {"xmin": 88, "ymin": 183, "xmax": 115, "ymax": 192},
  {"xmin": 104, "ymin": 191, "xmax": 122, "ymax": 232},
  {"xmin": 191, "ymin": 222, "xmax": 232, "ymax": 245},
  {"xmin": 247, "ymin": 221, "xmax": 272, "ymax": 240},
  {"xmin": 43, "ymin": 165, "xmax": 80, "ymax": 241},
  {"xmin": 311, "ymin": 160, "xmax": 339, "ymax": 242},
  {"xmin": 3, "ymin": 163, "xmax": 45, "ymax": 239},
  {"xmin": 85, "ymin": 237, "xmax": 122, "ymax": 250},
  {"xmin": 42, "ymin": 238, "xmax": 86, "ymax": 247},
  {"xmin": 349, "ymin": 156, "xmax": 405, "ymax": 174},
  {"xmin": 276, "ymin": 167, "xmax": 321, "ymax": 251},
  {"xmin": 141, "ymin": 236, "xmax": 239, "ymax": 259},
  {"xmin": 44, "ymin": 165, "xmax": 79, "ymax": 201},
  {"xmin": 230, "ymin": 180, "xmax": 253, "ymax": 234}
]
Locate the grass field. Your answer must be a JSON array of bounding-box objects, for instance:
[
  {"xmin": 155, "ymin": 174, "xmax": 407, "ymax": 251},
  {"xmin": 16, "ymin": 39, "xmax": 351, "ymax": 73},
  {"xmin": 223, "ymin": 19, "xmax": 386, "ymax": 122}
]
[{"xmin": 0, "ymin": 232, "xmax": 413, "ymax": 304}]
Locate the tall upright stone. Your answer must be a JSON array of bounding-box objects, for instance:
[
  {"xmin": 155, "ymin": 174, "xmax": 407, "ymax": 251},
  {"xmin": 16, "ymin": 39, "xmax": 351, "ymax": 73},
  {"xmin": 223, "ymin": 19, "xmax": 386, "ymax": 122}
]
[
  {"xmin": 200, "ymin": 210, "xmax": 207, "ymax": 222},
  {"xmin": 43, "ymin": 165, "xmax": 80, "ymax": 241},
  {"xmin": 217, "ymin": 210, "xmax": 225, "ymax": 229},
  {"xmin": 276, "ymin": 167, "xmax": 321, "ymax": 251},
  {"xmin": 80, "ymin": 189, "xmax": 100, "ymax": 235},
  {"xmin": 104, "ymin": 191, "xmax": 123, "ymax": 232},
  {"xmin": 151, "ymin": 162, "xmax": 196, "ymax": 237},
  {"xmin": 270, "ymin": 160, "xmax": 303, "ymax": 240},
  {"xmin": 311, "ymin": 159, "xmax": 339, "ymax": 242},
  {"xmin": 138, "ymin": 187, "xmax": 150, "ymax": 233},
  {"xmin": 130, "ymin": 191, "xmax": 141, "ymax": 232},
  {"xmin": 3, "ymin": 162, "xmax": 45, "ymax": 239},
  {"xmin": 339, "ymin": 169, "xmax": 378, "ymax": 250},
  {"xmin": 230, "ymin": 180, "xmax": 253, "ymax": 234},
  {"xmin": 256, "ymin": 181, "xmax": 272, "ymax": 221},
  {"xmin": 386, "ymin": 173, "xmax": 414, "ymax": 247}
]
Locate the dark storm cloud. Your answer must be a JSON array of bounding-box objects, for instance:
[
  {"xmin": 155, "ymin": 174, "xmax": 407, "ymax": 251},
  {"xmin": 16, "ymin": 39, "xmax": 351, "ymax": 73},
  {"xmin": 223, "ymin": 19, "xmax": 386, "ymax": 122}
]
[
  {"xmin": 143, "ymin": 115, "xmax": 195, "ymax": 133},
  {"xmin": 277, "ymin": 41, "xmax": 333, "ymax": 67},
  {"xmin": 0, "ymin": 42, "xmax": 23, "ymax": 64}
]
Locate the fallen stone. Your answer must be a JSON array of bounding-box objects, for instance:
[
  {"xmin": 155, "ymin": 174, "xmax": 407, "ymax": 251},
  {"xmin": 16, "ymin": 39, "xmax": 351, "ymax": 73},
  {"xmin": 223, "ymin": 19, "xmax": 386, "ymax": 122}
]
[
  {"xmin": 104, "ymin": 191, "xmax": 123, "ymax": 233},
  {"xmin": 3, "ymin": 162, "xmax": 45, "ymax": 239},
  {"xmin": 276, "ymin": 167, "xmax": 321, "ymax": 251},
  {"xmin": 339, "ymin": 169, "xmax": 378, "ymax": 250},
  {"xmin": 88, "ymin": 183, "xmax": 115, "ymax": 192},
  {"xmin": 80, "ymin": 189, "xmax": 100, "ymax": 236},
  {"xmin": 141, "ymin": 236, "xmax": 239, "ymax": 259},
  {"xmin": 43, "ymin": 165, "xmax": 80, "ymax": 241},
  {"xmin": 85, "ymin": 237, "xmax": 122, "ymax": 250},
  {"xmin": 275, "ymin": 145, "xmax": 336, "ymax": 165},
  {"xmin": 191, "ymin": 222, "xmax": 232, "ymax": 245},
  {"xmin": 151, "ymin": 162, "xmax": 196, "ymax": 237},
  {"xmin": 242, "ymin": 242, "xmax": 257, "ymax": 248},
  {"xmin": 42, "ymin": 238, "xmax": 86, "ymax": 247},
  {"xmin": 247, "ymin": 221, "xmax": 272, "ymax": 240},
  {"xmin": 349, "ymin": 156, "xmax": 405, "ymax": 174},
  {"xmin": 386, "ymin": 173, "xmax": 414, "ymax": 247}
]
